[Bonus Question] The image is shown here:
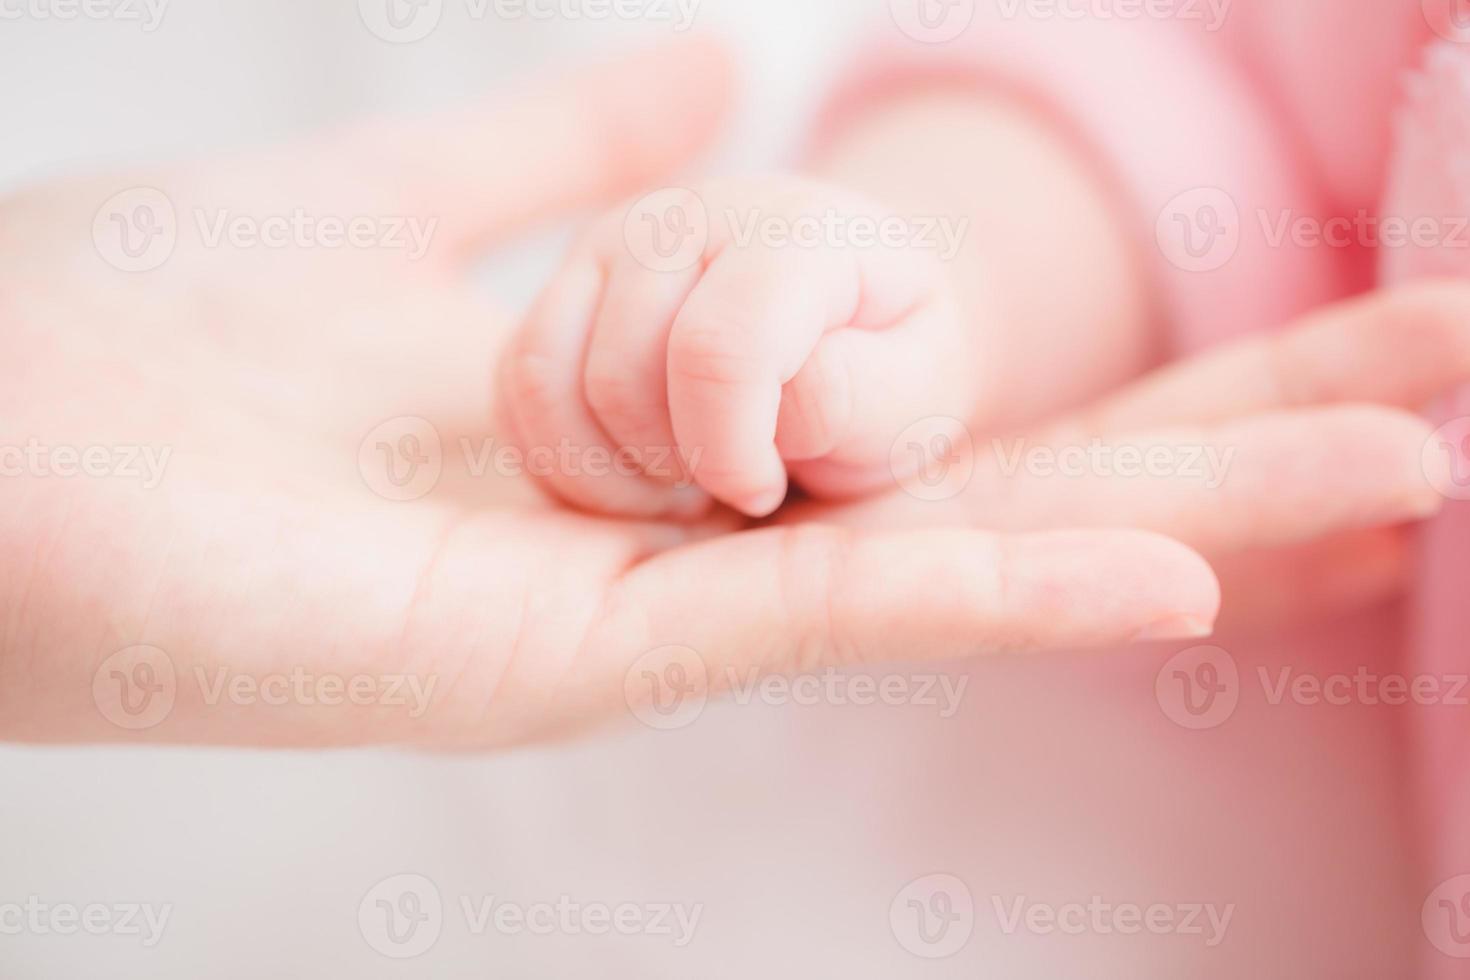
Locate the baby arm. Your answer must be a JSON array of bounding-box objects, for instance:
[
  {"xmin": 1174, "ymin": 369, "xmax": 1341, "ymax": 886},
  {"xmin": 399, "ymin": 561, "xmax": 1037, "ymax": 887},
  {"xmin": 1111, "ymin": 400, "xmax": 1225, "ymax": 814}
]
[{"xmin": 811, "ymin": 85, "xmax": 1158, "ymax": 432}]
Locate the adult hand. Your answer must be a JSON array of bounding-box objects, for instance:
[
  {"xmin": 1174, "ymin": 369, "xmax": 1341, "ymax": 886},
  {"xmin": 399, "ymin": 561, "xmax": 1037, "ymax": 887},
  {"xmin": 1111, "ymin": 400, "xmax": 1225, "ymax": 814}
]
[
  {"xmin": 0, "ymin": 41, "xmax": 1220, "ymax": 749},
  {"xmin": 792, "ymin": 283, "xmax": 1470, "ymax": 631}
]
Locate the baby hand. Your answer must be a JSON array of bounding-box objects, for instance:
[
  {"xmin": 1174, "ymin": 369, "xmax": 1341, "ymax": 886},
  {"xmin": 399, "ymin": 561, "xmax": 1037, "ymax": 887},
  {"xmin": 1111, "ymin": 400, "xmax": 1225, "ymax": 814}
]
[{"xmin": 500, "ymin": 177, "xmax": 981, "ymax": 518}]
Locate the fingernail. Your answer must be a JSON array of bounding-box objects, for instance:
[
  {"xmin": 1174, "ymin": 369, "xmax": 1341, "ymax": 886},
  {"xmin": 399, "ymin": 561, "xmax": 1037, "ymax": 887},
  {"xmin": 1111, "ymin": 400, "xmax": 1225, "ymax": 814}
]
[
  {"xmin": 1132, "ymin": 615, "xmax": 1214, "ymax": 644},
  {"xmin": 1403, "ymin": 489, "xmax": 1446, "ymax": 520},
  {"xmin": 740, "ymin": 486, "xmax": 789, "ymax": 519},
  {"xmin": 1362, "ymin": 489, "xmax": 1443, "ymax": 526},
  {"xmin": 665, "ymin": 485, "xmax": 713, "ymax": 520}
]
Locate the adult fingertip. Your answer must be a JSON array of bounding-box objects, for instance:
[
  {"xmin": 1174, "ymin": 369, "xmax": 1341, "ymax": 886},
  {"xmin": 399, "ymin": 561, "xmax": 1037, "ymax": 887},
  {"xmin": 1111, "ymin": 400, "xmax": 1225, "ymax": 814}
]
[
  {"xmin": 1142, "ymin": 530, "xmax": 1222, "ymax": 623},
  {"xmin": 1068, "ymin": 529, "xmax": 1220, "ymax": 638},
  {"xmin": 597, "ymin": 35, "xmax": 738, "ymax": 186},
  {"xmin": 735, "ymin": 483, "xmax": 789, "ymax": 520},
  {"xmin": 663, "ymin": 484, "xmax": 717, "ymax": 522},
  {"xmin": 1131, "ymin": 615, "xmax": 1216, "ymax": 644}
]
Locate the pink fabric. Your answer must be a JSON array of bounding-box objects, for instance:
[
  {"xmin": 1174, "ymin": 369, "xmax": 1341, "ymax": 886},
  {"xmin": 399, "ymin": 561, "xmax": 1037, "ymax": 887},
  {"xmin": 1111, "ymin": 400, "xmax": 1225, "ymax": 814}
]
[
  {"xmin": 825, "ymin": 7, "xmax": 1355, "ymax": 351},
  {"xmin": 827, "ymin": 2, "xmax": 1447, "ymax": 345},
  {"xmin": 829, "ymin": 3, "xmax": 1468, "ymax": 974}
]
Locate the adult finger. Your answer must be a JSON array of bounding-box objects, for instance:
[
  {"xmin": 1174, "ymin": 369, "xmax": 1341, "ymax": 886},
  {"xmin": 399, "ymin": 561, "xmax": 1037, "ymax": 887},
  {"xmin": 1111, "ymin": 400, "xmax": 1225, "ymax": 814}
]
[
  {"xmin": 795, "ymin": 405, "xmax": 1444, "ymax": 558},
  {"xmin": 1082, "ymin": 281, "xmax": 1470, "ymax": 433},
  {"xmin": 333, "ymin": 37, "xmax": 735, "ymax": 259},
  {"xmin": 592, "ymin": 525, "xmax": 1221, "ymax": 725}
]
